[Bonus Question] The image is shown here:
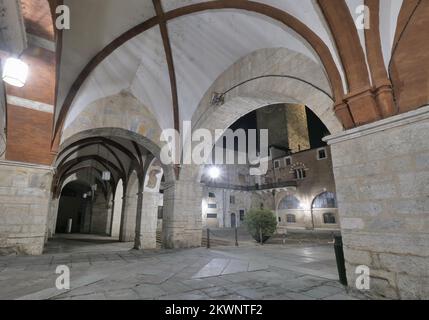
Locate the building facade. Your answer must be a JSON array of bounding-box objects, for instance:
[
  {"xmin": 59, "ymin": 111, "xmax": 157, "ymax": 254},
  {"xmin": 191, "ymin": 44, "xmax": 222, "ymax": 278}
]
[{"xmin": 202, "ymin": 146, "xmax": 339, "ymax": 233}]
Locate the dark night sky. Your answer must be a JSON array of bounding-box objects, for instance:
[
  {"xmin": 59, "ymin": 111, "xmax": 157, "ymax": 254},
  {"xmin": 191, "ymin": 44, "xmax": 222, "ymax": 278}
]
[{"xmin": 228, "ymin": 105, "xmax": 329, "ymax": 150}]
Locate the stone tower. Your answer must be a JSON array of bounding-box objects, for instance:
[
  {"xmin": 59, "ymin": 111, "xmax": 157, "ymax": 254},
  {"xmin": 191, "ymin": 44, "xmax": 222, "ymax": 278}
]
[{"xmin": 256, "ymin": 104, "xmax": 310, "ymax": 153}]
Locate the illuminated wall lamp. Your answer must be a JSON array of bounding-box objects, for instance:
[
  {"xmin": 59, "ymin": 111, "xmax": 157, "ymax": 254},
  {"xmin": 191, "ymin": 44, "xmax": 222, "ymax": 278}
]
[
  {"xmin": 2, "ymin": 57, "xmax": 29, "ymax": 88},
  {"xmin": 102, "ymin": 171, "xmax": 111, "ymax": 181}
]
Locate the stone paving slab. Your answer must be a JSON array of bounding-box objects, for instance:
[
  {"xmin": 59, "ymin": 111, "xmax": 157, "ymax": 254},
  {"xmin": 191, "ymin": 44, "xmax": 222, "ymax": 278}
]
[{"xmin": 0, "ymin": 243, "xmax": 361, "ymax": 300}]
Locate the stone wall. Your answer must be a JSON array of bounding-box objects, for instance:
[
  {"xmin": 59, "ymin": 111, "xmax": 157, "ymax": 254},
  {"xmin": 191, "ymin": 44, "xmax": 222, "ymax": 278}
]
[
  {"xmin": 0, "ymin": 161, "xmax": 53, "ymax": 255},
  {"xmin": 326, "ymin": 106, "xmax": 429, "ymax": 299}
]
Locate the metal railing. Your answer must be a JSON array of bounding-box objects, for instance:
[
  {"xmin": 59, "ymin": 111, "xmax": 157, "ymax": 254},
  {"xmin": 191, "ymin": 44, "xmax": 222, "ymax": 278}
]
[
  {"xmin": 204, "ymin": 227, "xmax": 239, "ymax": 248},
  {"xmin": 203, "ymin": 180, "xmax": 297, "ymax": 191}
]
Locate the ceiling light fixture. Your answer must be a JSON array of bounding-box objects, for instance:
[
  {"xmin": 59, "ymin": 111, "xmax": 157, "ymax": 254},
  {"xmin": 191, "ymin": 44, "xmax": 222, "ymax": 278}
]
[{"xmin": 2, "ymin": 57, "xmax": 29, "ymax": 87}]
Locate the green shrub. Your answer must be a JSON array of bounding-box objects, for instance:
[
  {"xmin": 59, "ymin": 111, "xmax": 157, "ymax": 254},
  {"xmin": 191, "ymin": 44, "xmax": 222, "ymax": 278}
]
[{"xmin": 244, "ymin": 209, "xmax": 277, "ymax": 243}]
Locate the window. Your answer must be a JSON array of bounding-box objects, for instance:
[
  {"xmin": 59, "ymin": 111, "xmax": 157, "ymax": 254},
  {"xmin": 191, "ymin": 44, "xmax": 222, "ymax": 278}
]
[
  {"xmin": 317, "ymin": 148, "xmax": 327, "ymax": 160},
  {"xmin": 294, "ymin": 168, "xmax": 306, "ymax": 180},
  {"xmin": 208, "ymin": 192, "xmax": 216, "ymax": 198},
  {"xmin": 313, "ymin": 192, "xmax": 337, "ymax": 209},
  {"xmin": 208, "ymin": 203, "xmax": 217, "ymax": 209},
  {"xmin": 285, "ymin": 156, "xmax": 292, "ymax": 166},
  {"xmin": 278, "ymin": 217, "xmax": 282, "ymax": 223},
  {"xmin": 274, "ymin": 160, "xmax": 281, "ymax": 169},
  {"xmin": 207, "ymin": 213, "xmax": 218, "ymax": 219},
  {"xmin": 239, "ymin": 210, "xmax": 245, "ymax": 221},
  {"xmin": 286, "ymin": 214, "xmax": 296, "ymax": 223},
  {"xmin": 230, "ymin": 195, "xmax": 235, "ymax": 204},
  {"xmin": 323, "ymin": 213, "xmax": 336, "ymax": 224},
  {"xmin": 278, "ymin": 195, "xmax": 301, "ymax": 210}
]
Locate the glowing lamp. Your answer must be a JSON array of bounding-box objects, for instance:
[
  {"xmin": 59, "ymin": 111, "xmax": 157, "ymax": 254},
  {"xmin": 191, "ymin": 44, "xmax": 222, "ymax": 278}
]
[
  {"xmin": 208, "ymin": 167, "xmax": 221, "ymax": 179},
  {"xmin": 2, "ymin": 57, "xmax": 29, "ymax": 87}
]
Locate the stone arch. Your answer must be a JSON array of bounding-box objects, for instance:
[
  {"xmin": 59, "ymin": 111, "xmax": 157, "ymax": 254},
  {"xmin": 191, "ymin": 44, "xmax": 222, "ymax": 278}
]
[
  {"xmin": 180, "ymin": 47, "xmax": 343, "ymax": 182},
  {"xmin": 61, "ymin": 91, "xmax": 164, "ymax": 150},
  {"xmin": 311, "ymin": 191, "xmax": 338, "ymax": 209},
  {"xmin": 278, "ymin": 194, "xmax": 302, "ymax": 210},
  {"xmin": 310, "ymin": 191, "xmax": 339, "ymax": 229},
  {"xmin": 57, "ymin": 127, "xmax": 175, "ymax": 185},
  {"xmin": 191, "ymin": 48, "xmax": 341, "ymax": 132}
]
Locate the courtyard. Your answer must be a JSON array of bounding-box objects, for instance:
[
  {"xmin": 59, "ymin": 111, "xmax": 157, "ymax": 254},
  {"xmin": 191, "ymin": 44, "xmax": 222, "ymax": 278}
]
[
  {"xmin": 0, "ymin": 238, "xmax": 359, "ymax": 300},
  {"xmin": 1, "ymin": 0, "xmax": 428, "ymax": 301}
]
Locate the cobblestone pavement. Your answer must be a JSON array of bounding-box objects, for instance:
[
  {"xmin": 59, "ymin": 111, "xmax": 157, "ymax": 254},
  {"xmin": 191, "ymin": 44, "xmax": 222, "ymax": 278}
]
[{"xmin": 0, "ymin": 239, "xmax": 362, "ymax": 300}]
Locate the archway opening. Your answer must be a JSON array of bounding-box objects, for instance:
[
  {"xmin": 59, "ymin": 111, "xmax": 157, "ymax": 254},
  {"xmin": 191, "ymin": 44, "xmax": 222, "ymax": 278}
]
[
  {"xmin": 56, "ymin": 181, "xmax": 92, "ymax": 234},
  {"xmin": 48, "ymin": 129, "xmax": 174, "ymax": 253},
  {"xmin": 194, "ymin": 101, "xmax": 341, "ymax": 281}
]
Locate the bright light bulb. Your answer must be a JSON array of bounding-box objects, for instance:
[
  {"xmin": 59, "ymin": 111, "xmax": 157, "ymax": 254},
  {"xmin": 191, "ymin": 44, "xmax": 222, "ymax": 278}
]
[
  {"xmin": 208, "ymin": 167, "xmax": 221, "ymax": 179},
  {"xmin": 2, "ymin": 57, "xmax": 29, "ymax": 87},
  {"xmin": 102, "ymin": 171, "xmax": 111, "ymax": 181}
]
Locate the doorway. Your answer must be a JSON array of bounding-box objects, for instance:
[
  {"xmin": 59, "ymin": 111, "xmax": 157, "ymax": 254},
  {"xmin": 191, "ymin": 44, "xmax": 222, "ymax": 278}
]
[{"xmin": 231, "ymin": 213, "xmax": 236, "ymax": 228}]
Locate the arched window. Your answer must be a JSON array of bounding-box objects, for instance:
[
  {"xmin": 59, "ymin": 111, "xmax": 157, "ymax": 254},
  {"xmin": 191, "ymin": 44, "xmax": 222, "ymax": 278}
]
[
  {"xmin": 312, "ymin": 192, "xmax": 337, "ymax": 209},
  {"xmin": 286, "ymin": 214, "xmax": 296, "ymax": 223},
  {"xmin": 323, "ymin": 213, "xmax": 336, "ymax": 224},
  {"xmin": 278, "ymin": 195, "xmax": 301, "ymax": 210}
]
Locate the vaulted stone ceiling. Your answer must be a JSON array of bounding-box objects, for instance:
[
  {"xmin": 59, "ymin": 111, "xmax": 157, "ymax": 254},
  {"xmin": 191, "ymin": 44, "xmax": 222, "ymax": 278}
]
[{"xmin": 53, "ymin": 0, "xmax": 406, "ymax": 144}]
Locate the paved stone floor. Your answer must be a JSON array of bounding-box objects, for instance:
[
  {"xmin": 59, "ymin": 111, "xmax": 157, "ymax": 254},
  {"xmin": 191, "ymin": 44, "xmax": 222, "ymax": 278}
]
[{"xmin": 0, "ymin": 237, "xmax": 362, "ymax": 300}]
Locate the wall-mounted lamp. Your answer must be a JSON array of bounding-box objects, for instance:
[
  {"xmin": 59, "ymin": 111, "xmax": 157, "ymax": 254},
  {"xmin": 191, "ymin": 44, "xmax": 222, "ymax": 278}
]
[
  {"xmin": 102, "ymin": 171, "xmax": 111, "ymax": 181},
  {"xmin": 2, "ymin": 57, "xmax": 29, "ymax": 87},
  {"xmin": 210, "ymin": 92, "xmax": 225, "ymax": 106},
  {"xmin": 208, "ymin": 166, "xmax": 221, "ymax": 180}
]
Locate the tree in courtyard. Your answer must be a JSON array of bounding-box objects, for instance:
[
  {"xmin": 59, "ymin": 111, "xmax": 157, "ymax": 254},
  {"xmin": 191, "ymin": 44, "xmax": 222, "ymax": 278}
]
[{"xmin": 244, "ymin": 209, "xmax": 277, "ymax": 244}]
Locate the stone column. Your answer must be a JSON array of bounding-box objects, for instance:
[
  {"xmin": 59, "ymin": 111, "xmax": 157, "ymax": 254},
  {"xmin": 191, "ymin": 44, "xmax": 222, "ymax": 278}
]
[
  {"xmin": 46, "ymin": 196, "xmax": 59, "ymax": 240},
  {"xmin": 0, "ymin": 161, "xmax": 53, "ymax": 255},
  {"xmin": 325, "ymin": 106, "xmax": 429, "ymax": 299},
  {"xmin": 133, "ymin": 186, "xmax": 144, "ymax": 250},
  {"xmin": 162, "ymin": 179, "xmax": 203, "ymax": 249},
  {"xmin": 107, "ymin": 199, "xmax": 115, "ymax": 235},
  {"xmin": 120, "ymin": 192, "xmax": 137, "ymax": 242},
  {"xmin": 135, "ymin": 191, "xmax": 159, "ymax": 250}
]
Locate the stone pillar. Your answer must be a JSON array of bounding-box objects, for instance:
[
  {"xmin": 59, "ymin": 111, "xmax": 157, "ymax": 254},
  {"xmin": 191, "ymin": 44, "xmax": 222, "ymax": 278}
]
[
  {"xmin": 162, "ymin": 179, "xmax": 203, "ymax": 249},
  {"xmin": 135, "ymin": 191, "xmax": 159, "ymax": 249},
  {"xmin": 46, "ymin": 196, "xmax": 59, "ymax": 239},
  {"xmin": 107, "ymin": 199, "xmax": 115, "ymax": 235},
  {"xmin": 120, "ymin": 192, "xmax": 137, "ymax": 242},
  {"xmin": 0, "ymin": 161, "xmax": 53, "ymax": 255},
  {"xmin": 325, "ymin": 106, "xmax": 429, "ymax": 299},
  {"xmin": 133, "ymin": 188, "xmax": 143, "ymax": 250}
]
